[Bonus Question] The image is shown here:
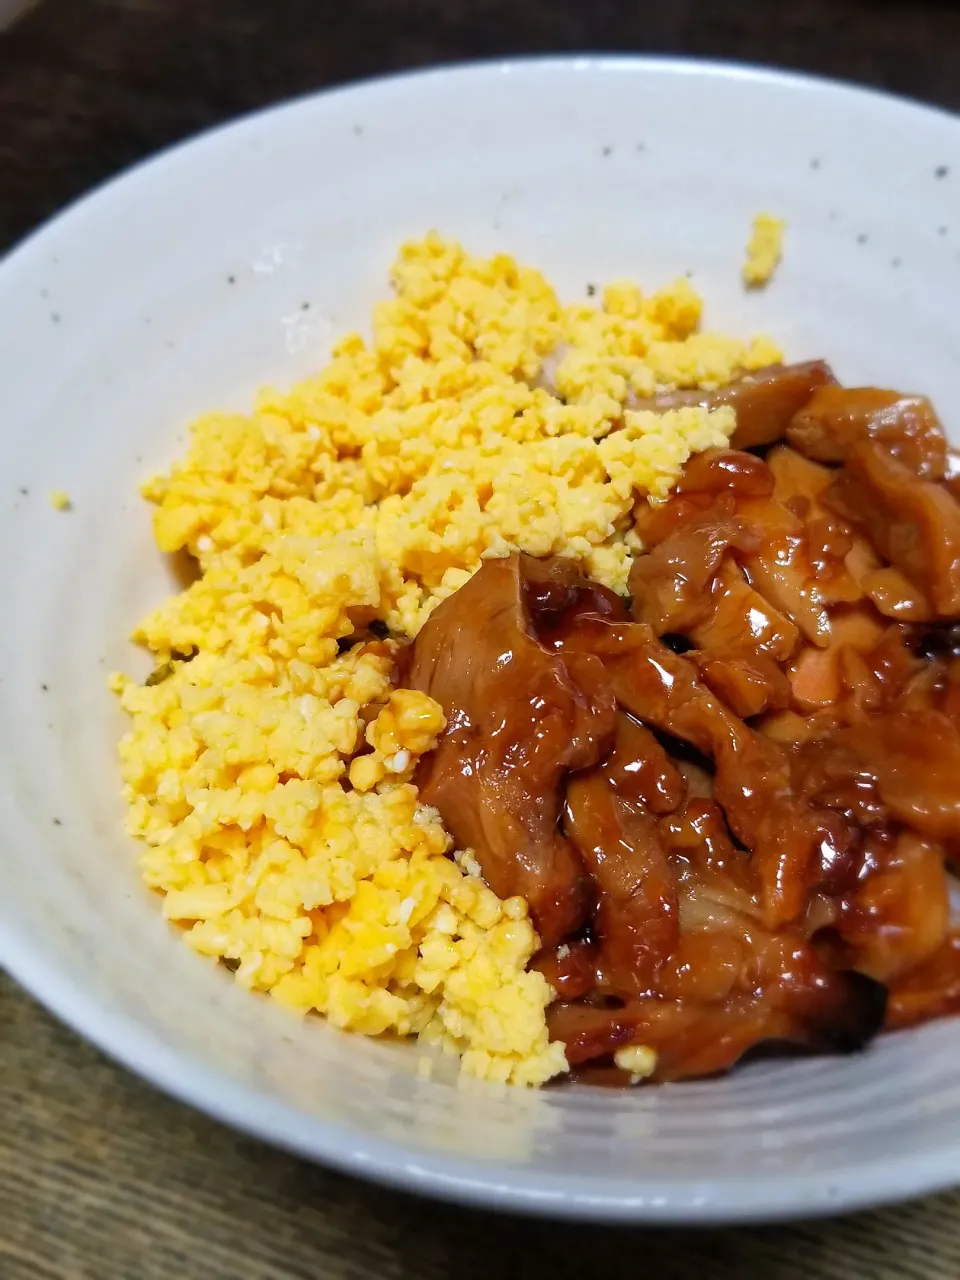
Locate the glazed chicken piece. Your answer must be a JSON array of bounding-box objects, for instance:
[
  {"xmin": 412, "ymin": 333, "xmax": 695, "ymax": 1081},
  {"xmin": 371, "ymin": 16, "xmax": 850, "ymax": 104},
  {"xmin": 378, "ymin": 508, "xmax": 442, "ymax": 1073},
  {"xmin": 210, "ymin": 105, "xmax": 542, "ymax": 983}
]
[
  {"xmin": 564, "ymin": 771, "xmax": 679, "ymax": 996},
  {"xmin": 785, "ymin": 609, "xmax": 889, "ymax": 713},
  {"xmin": 633, "ymin": 449, "xmax": 771, "ymax": 547},
  {"xmin": 550, "ymin": 760, "xmax": 885, "ymax": 1082},
  {"xmin": 787, "ymin": 384, "xmax": 947, "ymax": 480},
  {"xmin": 675, "ymin": 446, "xmax": 775, "ymax": 499},
  {"xmin": 689, "ymin": 558, "xmax": 799, "ymax": 664},
  {"xmin": 600, "ymin": 710, "xmax": 686, "ymax": 816},
  {"xmin": 629, "ymin": 506, "xmax": 759, "ymax": 637},
  {"xmin": 767, "ymin": 444, "xmax": 866, "ymax": 607},
  {"xmin": 631, "ymin": 445, "xmax": 834, "ymax": 666},
  {"xmin": 630, "ymin": 452, "xmax": 800, "ymax": 672},
  {"xmin": 811, "ymin": 708, "xmax": 960, "ymax": 841},
  {"xmin": 407, "ymin": 555, "xmax": 617, "ymax": 945},
  {"xmin": 542, "ymin": 612, "xmax": 858, "ymax": 922},
  {"xmin": 860, "ymin": 567, "xmax": 936, "ymax": 623},
  {"xmin": 533, "ymin": 938, "xmax": 600, "ymax": 1003},
  {"xmin": 520, "ymin": 552, "xmax": 630, "ymax": 626},
  {"xmin": 762, "ymin": 442, "xmax": 943, "ymax": 713},
  {"xmin": 660, "ymin": 793, "xmax": 752, "ymax": 900},
  {"xmin": 557, "ymin": 714, "xmax": 685, "ymax": 996},
  {"xmin": 548, "ymin": 962, "xmax": 886, "ymax": 1081},
  {"xmin": 733, "ymin": 493, "xmax": 833, "ymax": 646},
  {"xmin": 688, "ymin": 648, "xmax": 791, "ymax": 718},
  {"xmin": 632, "ymin": 359, "xmax": 836, "ymax": 450},
  {"xmin": 829, "ymin": 622, "xmax": 933, "ymax": 723},
  {"xmin": 885, "ymin": 934, "xmax": 960, "ymax": 1031},
  {"xmin": 831, "ymin": 829, "xmax": 950, "ymax": 984},
  {"xmin": 562, "ymin": 756, "xmax": 880, "ymax": 1083},
  {"xmin": 825, "ymin": 441, "xmax": 960, "ymax": 616}
]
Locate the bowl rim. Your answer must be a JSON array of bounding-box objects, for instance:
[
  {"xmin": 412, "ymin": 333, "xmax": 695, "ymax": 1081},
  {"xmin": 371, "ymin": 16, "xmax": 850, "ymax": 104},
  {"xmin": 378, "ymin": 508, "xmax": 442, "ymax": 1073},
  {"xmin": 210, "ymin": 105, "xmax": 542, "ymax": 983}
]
[
  {"xmin": 1, "ymin": 51, "xmax": 957, "ymax": 265},
  {"xmin": 2, "ymin": 53, "xmax": 959, "ymax": 1224}
]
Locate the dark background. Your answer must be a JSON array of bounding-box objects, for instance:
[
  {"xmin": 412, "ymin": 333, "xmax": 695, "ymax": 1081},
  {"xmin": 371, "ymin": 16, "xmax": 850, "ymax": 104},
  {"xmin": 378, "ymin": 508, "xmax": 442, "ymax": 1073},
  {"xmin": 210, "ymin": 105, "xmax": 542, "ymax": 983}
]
[{"xmin": 2, "ymin": 2, "xmax": 959, "ymax": 1278}]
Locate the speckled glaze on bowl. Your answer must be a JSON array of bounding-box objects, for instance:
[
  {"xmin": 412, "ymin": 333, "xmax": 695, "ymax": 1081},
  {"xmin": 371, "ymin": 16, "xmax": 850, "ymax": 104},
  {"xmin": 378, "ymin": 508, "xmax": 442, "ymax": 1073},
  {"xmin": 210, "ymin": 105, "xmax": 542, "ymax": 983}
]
[{"xmin": 1, "ymin": 58, "xmax": 959, "ymax": 1223}]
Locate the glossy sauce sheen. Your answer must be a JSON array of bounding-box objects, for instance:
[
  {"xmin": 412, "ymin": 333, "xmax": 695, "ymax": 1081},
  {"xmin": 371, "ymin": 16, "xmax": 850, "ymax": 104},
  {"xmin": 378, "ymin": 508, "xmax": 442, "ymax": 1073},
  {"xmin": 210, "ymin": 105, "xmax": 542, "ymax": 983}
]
[{"xmin": 408, "ymin": 365, "xmax": 960, "ymax": 1084}]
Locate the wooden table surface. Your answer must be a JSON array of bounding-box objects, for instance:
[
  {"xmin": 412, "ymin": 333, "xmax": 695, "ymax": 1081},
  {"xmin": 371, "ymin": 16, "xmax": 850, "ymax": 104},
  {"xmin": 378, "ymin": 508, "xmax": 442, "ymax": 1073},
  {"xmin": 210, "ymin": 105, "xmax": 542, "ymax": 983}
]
[{"xmin": 2, "ymin": 3, "xmax": 959, "ymax": 1276}]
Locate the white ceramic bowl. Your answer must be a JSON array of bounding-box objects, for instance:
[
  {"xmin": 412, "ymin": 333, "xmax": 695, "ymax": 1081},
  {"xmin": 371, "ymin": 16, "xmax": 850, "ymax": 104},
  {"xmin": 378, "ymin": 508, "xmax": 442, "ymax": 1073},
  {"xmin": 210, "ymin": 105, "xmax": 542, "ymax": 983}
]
[{"xmin": 1, "ymin": 58, "xmax": 959, "ymax": 1224}]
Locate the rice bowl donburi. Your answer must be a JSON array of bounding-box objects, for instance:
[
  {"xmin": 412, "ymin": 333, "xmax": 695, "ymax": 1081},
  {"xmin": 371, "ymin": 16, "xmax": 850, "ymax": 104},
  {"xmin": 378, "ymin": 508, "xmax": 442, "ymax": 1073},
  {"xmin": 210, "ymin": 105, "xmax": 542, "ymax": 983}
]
[{"xmin": 112, "ymin": 232, "xmax": 960, "ymax": 1090}]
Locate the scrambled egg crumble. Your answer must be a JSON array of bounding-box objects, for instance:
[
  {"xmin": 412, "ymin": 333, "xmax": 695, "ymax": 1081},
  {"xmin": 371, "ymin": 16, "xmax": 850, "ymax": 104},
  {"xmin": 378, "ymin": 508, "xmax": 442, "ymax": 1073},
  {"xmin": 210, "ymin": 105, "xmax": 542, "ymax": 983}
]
[
  {"xmin": 49, "ymin": 488, "xmax": 71, "ymax": 511},
  {"xmin": 114, "ymin": 234, "xmax": 782, "ymax": 1085},
  {"xmin": 743, "ymin": 212, "xmax": 786, "ymax": 288}
]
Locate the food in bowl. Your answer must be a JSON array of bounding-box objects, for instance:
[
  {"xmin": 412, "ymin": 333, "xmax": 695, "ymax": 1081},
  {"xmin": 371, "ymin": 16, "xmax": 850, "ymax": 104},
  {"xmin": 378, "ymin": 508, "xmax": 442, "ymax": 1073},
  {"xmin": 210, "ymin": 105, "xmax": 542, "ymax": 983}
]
[
  {"xmin": 742, "ymin": 212, "xmax": 785, "ymax": 288},
  {"xmin": 113, "ymin": 233, "xmax": 960, "ymax": 1088}
]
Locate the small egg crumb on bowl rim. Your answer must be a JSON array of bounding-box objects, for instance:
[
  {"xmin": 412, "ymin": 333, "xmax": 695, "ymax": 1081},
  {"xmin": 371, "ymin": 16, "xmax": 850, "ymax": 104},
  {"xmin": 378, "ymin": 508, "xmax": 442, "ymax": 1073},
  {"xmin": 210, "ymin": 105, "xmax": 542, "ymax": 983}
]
[
  {"xmin": 113, "ymin": 232, "xmax": 783, "ymax": 1087},
  {"xmin": 743, "ymin": 212, "xmax": 786, "ymax": 288}
]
